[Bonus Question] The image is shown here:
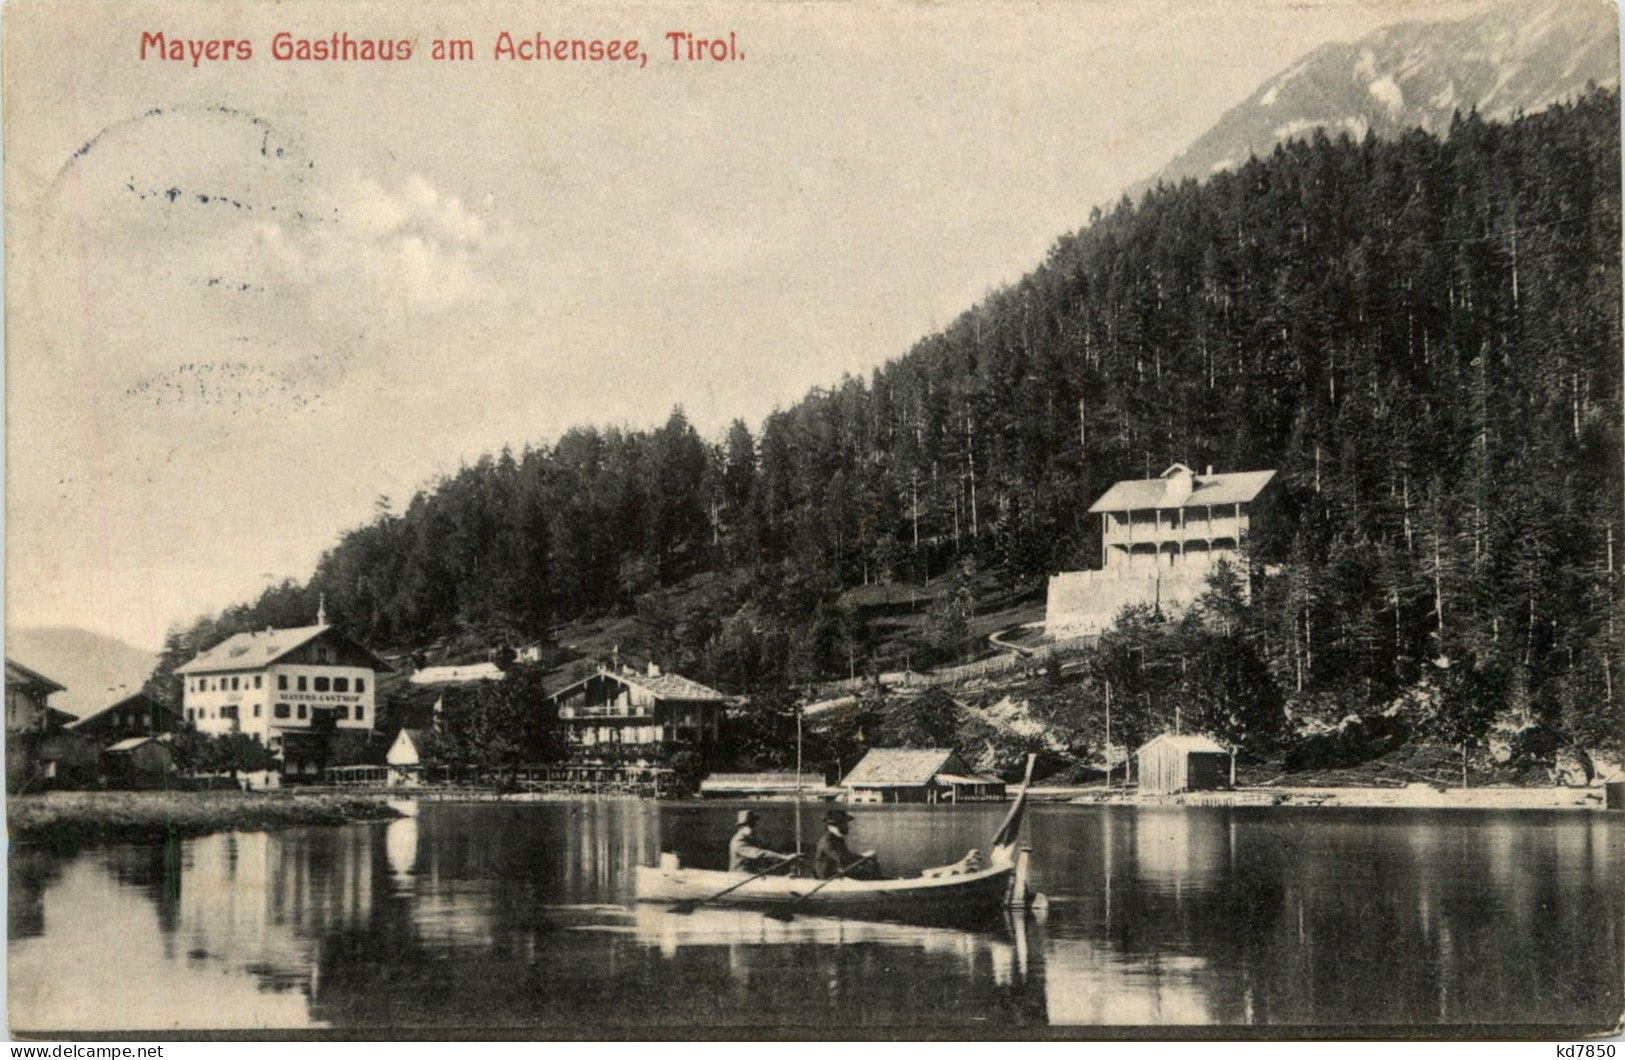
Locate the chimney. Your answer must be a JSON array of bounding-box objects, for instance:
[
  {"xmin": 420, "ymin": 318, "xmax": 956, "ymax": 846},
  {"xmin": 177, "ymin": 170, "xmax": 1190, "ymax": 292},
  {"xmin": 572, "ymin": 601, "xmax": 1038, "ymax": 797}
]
[
  {"xmin": 1205, "ymin": 465, "xmax": 1213, "ymax": 476},
  {"xmin": 647, "ymin": 661, "xmax": 661, "ymax": 678}
]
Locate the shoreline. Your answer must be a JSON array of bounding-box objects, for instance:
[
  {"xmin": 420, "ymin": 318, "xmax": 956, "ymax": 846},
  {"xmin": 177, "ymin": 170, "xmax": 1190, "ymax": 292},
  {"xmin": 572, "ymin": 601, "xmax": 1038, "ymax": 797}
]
[
  {"xmin": 8, "ymin": 782, "xmax": 1614, "ymax": 850},
  {"xmin": 7, "ymin": 789, "xmax": 404, "ymax": 847},
  {"xmin": 1062, "ymin": 784, "xmax": 1614, "ymax": 811}
]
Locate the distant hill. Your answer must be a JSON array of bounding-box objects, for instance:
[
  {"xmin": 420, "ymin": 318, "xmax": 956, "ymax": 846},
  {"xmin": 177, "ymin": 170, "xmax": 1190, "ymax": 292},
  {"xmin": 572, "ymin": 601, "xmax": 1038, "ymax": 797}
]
[
  {"xmin": 4, "ymin": 627, "xmax": 156, "ymax": 720},
  {"xmin": 1146, "ymin": 0, "xmax": 1619, "ymax": 191}
]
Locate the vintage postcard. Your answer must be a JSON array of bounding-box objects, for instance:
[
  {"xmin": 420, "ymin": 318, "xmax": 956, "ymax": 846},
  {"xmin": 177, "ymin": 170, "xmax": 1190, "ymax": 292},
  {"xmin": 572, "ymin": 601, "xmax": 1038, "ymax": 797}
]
[{"xmin": 4, "ymin": 0, "xmax": 1622, "ymax": 1040}]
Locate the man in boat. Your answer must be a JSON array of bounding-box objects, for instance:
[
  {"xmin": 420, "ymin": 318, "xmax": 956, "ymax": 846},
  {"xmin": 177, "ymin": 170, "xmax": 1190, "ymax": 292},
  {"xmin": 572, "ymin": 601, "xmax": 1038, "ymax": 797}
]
[
  {"xmin": 814, "ymin": 809, "xmax": 881, "ymax": 880},
  {"xmin": 728, "ymin": 810, "xmax": 797, "ymax": 874}
]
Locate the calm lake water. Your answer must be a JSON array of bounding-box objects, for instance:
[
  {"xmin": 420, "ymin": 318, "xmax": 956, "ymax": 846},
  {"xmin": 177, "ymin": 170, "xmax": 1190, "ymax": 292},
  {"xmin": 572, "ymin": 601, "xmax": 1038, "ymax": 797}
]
[{"xmin": 8, "ymin": 800, "xmax": 1622, "ymax": 1034}]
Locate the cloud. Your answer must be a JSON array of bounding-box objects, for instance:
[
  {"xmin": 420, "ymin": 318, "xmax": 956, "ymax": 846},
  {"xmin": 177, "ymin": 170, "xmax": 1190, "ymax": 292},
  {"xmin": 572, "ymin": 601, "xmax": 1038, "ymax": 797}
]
[{"xmin": 256, "ymin": 171, "xmax": 508, "ymax": 315}]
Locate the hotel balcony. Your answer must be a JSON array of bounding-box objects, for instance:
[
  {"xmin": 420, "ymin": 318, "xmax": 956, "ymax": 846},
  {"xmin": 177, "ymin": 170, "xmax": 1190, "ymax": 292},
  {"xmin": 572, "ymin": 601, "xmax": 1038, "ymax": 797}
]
[{"xmin": 1102, "ymin": 514, "xmax": 1246, "ymax": 545}]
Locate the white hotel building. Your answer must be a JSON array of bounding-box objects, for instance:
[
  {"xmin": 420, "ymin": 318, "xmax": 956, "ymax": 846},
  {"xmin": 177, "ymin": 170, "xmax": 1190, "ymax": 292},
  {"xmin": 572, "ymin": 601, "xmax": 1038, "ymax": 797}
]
[{"xmin": 175, "ymin": 623, "xmax": 388, "ymax": 759}]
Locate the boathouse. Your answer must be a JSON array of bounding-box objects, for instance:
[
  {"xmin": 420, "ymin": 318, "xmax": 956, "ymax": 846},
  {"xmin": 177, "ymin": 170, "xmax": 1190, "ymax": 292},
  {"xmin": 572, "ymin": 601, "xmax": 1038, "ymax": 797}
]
[
  {"xmin": 1135, "ymin": 733, "xmax": 1232, "ymax": 796},
  {"xmin": 841, "ymin": 748, "xmax": 1006, "ymax": 804},
  {"xmin": 1046, "ymin": 464, "xmax": 1276, "ymax": 637},
  {"xmin": 547, "ymin": 663, "xmax": 728, "ymax": 764}
]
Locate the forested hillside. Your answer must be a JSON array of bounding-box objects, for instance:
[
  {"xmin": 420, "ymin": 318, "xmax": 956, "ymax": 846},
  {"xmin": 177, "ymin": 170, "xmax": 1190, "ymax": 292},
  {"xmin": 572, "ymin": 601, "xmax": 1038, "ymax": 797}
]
[{"xmin": 152, "ymin": 92, "xmax": 1623, "ymax": 754}]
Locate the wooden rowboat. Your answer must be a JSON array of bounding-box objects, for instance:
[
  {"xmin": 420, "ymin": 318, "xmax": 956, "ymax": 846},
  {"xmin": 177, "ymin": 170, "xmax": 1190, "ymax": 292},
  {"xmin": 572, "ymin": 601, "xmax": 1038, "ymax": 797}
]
[
  {"xmin": 633, "ymin": 858, "xmax": 1017, "ymax": 926},
  {"xmin": 635, "ymin": 755, "xmax": 1036, "ymax": 927}
]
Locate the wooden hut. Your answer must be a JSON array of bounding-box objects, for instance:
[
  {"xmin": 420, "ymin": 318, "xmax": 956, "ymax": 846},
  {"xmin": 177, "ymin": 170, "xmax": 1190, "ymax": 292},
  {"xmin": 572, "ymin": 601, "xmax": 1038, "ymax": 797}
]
[
  {"xmin": 102, "ymin": 736, "xmax": 174, "ymax": 788},
  {"xmin": 36, "ymin": 729, "xmax": 100, "ymax": 788},
  {"xmin": 1135, "ymin": 733, "xmax": 1231, "ymax": 795},
  {"xmin": 841, "ymin": 748, "xmax": 1006, "ymax": 804}
]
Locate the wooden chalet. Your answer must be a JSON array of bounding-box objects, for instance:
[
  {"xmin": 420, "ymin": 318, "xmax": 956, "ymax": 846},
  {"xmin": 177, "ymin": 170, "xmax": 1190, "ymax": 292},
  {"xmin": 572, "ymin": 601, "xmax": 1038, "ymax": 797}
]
[
  {"xmin": 71, "ymin": 691, "xmax": 179, "ymax": 746},
  {"xmin": 547, "ymin": 663, "xmax": 727, "ymax": 764}
]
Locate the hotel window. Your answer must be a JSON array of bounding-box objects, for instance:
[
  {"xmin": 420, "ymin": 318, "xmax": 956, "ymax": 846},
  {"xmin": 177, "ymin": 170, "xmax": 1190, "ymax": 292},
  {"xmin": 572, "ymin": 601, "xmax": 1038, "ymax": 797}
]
[
  {"xmin": 334, "ymin": 677, "xmax": 349, "ymax": 693},
  {"xmin": 278, "ymin": 675, "xmax": 287, "ymax": 690},
  {"xmin": 336, "ymin": 705, "xmax": 349, "ymax": 719},
  {"xmin": 357, "ymin": 678, "xmax": 366, "ymax": 693},
  {"xmin": 356, "ymin": 706, "xmax": 365, "ymax": 721},
  {"xmin": 297, "ymin": 676, "xmax": 307, "ymax": 692},
  {"xmin": 254, "ymin": 676, "xmax": 262, "ymax": 689},
  {"xmin": 274, "ymin": 703, "xmax": 290, "ymax": 719},
  {"xmin": 297, "ymin": 704, "xmax": 307, "ymax": 719},
  {"xmin": 231, "ymin": 677, "xmax": 240, "ymax": 691},
  {"xmin": 314, "ymin": 677, "xmax": 330, "ymax": 692},
  {"xmin": 253, "ymin": 705, "xmax": 261, "ymax": 718}
]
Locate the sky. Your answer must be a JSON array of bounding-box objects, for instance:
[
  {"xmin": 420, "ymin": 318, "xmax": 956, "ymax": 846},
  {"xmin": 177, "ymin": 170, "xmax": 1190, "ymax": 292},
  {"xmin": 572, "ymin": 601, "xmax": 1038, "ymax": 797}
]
[{"xmin": 4, "ymin": 0, "xmax": 1494, "ymax": 652}]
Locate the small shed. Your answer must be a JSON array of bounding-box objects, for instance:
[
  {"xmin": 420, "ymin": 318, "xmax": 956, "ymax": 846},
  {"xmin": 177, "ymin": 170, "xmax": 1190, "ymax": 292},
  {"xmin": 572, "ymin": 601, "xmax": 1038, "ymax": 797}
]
[
  {"xmin": 36, "ymin": 729, "xmax": 100, "ymax": 788},
  {"xmin": 841, "ymin": 748, "xmax": 1006, "ymax": 804},
  {"xmin": 385, "ymin": 728, "xmax": 429, "ymax": 786},
  {"xmin": 103, "ymin": 736, "xmax": 174, "ymax": 788},
  {"xmin": 1136, "ymin": 733, "xmax": 1231, "ymax": 796}
]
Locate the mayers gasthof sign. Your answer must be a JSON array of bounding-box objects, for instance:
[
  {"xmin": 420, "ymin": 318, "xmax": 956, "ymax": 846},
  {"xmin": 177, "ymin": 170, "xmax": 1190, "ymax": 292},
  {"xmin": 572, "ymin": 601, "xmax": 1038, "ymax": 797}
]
[{"xmin": 280, "ymin": 691, "xmax": 365, "ymax": 706}]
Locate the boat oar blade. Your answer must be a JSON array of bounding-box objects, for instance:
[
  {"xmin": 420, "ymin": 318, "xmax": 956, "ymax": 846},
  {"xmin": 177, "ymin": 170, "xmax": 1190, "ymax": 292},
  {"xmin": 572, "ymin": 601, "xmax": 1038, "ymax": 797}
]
[
  {"xmin": 759, "ymin": 853, "xmax": 875, "ymax": 923},
  {"xmin": 664, "ymin": 853, "xmax": 803, "ymax": 916}
]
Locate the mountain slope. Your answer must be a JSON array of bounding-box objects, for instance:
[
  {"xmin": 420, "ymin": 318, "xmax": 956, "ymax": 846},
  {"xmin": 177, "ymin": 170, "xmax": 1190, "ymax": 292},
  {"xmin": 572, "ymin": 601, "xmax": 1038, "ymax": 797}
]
[
  {"xmin": 1150, "ymin": 0, "xmax": 1619, "ymax": 189},
  {"xmin": 5, "ymin": 627, "xmax": 156, "ymax": 719}
]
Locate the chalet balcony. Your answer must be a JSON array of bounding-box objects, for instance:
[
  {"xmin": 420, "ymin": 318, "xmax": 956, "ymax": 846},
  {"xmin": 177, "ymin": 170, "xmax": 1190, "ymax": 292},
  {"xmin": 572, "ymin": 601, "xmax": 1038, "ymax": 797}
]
[{"xmin": 558, "ymin": 703, "xmax": 656, "ymax": 721}]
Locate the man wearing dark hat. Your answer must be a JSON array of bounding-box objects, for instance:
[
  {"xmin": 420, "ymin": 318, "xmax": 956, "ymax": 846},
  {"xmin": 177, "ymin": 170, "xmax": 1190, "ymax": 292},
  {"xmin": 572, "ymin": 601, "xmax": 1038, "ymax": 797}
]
[
  {"xmin": 814, "ymin": 809, "xmax": 880, "ymax": 880},
  {"xmin": 729, "ymin": 810, "xmax": 794, "ymax": 874}
]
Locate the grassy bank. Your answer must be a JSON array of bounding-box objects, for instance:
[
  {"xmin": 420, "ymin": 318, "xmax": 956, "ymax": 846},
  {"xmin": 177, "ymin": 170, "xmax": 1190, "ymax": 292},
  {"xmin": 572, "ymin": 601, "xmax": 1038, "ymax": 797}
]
[{"xmin": 8, "ymin": 790, "xmax": 404, "ymax": 846}]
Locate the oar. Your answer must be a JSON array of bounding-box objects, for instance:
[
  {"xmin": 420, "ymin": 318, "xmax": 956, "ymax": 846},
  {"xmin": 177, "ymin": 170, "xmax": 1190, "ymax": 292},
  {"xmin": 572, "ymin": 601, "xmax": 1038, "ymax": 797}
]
[
  {"xmin": 667, "ymin": 853, "xmax": 803, "ymax": 915},
  {"xmin": 762, "ymin": 853, "xmax": 876, "ymax": 923}
]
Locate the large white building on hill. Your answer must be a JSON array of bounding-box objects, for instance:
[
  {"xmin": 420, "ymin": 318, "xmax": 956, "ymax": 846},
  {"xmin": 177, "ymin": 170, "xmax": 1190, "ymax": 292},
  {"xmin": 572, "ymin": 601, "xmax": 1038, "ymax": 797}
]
[{"xmin": 1045, "ymin": 463, "xmax": 1276, "ymax": 637}]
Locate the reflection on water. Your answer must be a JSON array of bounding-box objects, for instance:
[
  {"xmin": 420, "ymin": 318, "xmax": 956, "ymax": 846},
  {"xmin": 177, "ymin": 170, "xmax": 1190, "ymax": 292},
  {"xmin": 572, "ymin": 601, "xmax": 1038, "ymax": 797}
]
[{"xmin": 8, "ymin": 801, "xmax": 1621, "ymax": 1032}]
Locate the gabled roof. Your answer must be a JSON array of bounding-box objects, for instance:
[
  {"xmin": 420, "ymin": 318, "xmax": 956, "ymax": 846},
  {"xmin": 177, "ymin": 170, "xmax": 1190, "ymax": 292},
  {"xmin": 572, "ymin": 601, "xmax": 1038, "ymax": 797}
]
[
  {"xmin": 105, "ymin": 736, "xmax": 165, "ymax": 753},
  {"xmin": 548, "ymin": 667, "xmax": 728, "ymax": 704},
  {"xmin": 5, "ymin": 658, "xmax": 65, "ymax": 694},
  {"xmin": 70, "ymin": 691, "xmax": 173, "ymax": 730},
  {"xmin": 1137, "ymin": 732, "xmax": 1229, "ymax": 755},
  {"xmin": 841, "ymin": 748, "xmax": 964, "ymax": 787},
  {"xmin": 175, "ymin": 625, "xmax": 388, "ymax": 675},
  {"xmin": 409, "ymin": 662, "xmax": 505, "ymax": 685},
  {"xmin": 935, "ymin": 772, "xmax": 1005, "ymax": 786},
  {"xmin": 1089, "ymin": 466, "xmax": 1277, "ymax": 513},
  {"xmin": 621, "ymin": 670, "xmax": 728, "ymax": 701}
]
